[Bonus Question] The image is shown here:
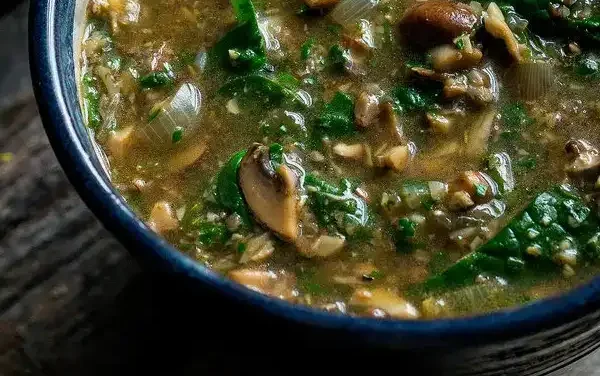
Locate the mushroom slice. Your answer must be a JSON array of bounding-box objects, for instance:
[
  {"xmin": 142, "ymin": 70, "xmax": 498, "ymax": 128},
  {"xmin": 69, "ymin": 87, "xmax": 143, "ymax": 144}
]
[
  {"xmin": 296, "ymin": 234, "xmax": 346, "ymax": 258},
  {"xmin": 565, "ymin": 139, "xmax": 600, "ymax": 186},
  {"xmin": 350, "ymin": 288, "xmax": 420, "ymax": 319},
  {"xmin": 400, "ymin": 0, "xmax": 478, "ymax": 48},
  {"xmin": 239, "ymin": 144, "xmax": 299, "ymax": 242},
  {"xmin": 355, "ymin": 91, "xmax": 380, "ymax": 128}
]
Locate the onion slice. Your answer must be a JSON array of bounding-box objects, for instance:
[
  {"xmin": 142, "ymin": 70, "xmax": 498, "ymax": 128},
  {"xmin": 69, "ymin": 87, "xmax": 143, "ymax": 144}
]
[
  {"xmin": 330, "ymin": 0, "xmax": 379, "ymax": 29},
  {"xmin": 140, "ymin": 83, "xmax": 202, "ymax": 145},
  {"xmin": 510, "ymin": 61, "xmax": 554, "ymax": 100}
]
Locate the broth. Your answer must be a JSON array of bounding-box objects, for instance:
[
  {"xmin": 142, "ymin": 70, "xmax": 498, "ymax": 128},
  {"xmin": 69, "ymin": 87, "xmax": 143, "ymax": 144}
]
[{"xmin": 79, "ymin": 0, "xmax": 600, "ymax": 318}]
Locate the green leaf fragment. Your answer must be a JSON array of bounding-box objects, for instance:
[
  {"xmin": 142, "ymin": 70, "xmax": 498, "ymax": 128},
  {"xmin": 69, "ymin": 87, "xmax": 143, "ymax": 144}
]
[
  {"xmin": 316, "ymin": 92, "xmax": 355, "ymax": 137},
  {"xmin": 197, "ymin": 222, "xmax": 230, "ymax": 246},
  {"xmin": 82, "ymin": 72, "xmax": 102, "ymax": 130},
  {"xmin": 216, "ymin": 150, "xmax": 252, "ymax": 226},
  {"xmin": 301, "ymin": 38, "xmax": 315, "ymax": 60},
  {"xmin": 423, "ymin": 185, "xmax": 600, "ymax": 291}
]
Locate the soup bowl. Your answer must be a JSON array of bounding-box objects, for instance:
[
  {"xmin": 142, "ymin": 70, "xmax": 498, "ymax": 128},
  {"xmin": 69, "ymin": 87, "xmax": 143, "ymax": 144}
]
[{"xmin": 29, "ymin": 0, "xmax": 600, "ymax": 372}]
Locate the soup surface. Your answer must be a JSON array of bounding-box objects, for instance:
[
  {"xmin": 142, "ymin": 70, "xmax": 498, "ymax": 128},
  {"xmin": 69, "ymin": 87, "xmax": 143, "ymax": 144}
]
[{"xmin": 80, "ymin": 0, "xmax": 600, "ymax": 318}]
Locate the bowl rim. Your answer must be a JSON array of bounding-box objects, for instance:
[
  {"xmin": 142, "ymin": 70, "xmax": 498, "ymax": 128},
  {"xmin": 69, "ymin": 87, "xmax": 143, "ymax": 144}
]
[{"xmin": 29, "ymin": 0, "xmax": 600, "ymax": 344}]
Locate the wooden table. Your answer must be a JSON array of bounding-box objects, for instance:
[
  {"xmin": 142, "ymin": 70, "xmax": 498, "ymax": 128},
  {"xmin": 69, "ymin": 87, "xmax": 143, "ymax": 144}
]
[{"xmin": 2, "ymin": 2, "xmax": 600, "ymax": 374}]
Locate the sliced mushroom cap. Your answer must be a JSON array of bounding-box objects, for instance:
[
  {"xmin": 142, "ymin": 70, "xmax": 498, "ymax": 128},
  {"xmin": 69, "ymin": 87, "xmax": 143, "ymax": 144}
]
[
  {"xmin": 354, "ymin": 91, "xmax": 380, "ymax": 128},
  {"xmin": 239, "ymin": 144, "xmax": 299, "ymax": 242},
  {"xmin": 400, "ymin": 0, "xmax": 478, "ymax": 48},
  {"xmin": 565, "ymin": 139, "xmax": 600, "ymax": 185}
]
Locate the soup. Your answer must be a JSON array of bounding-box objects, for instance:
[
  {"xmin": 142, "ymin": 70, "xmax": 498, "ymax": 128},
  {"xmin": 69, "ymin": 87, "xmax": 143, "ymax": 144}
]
[{"xmin": 79, "ymin": 0, "xmax": 600, "ymax": 319}]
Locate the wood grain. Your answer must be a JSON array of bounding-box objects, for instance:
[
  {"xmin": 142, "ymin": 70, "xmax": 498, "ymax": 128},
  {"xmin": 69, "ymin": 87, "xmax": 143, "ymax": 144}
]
[{"xmin": 1, "ymin": 2, "xmax": 600, "ymax": 375}]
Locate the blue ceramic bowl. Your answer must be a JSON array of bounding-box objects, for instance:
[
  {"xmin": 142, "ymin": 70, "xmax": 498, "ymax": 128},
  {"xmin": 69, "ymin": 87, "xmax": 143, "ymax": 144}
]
[{"xmin": 29, "ymin": 0, "xmax": 600, "ymax": 372}]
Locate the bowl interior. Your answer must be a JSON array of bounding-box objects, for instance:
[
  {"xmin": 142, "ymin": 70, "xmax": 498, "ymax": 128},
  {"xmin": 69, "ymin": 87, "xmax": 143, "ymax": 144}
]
[{"xmin": 29, "ymin": 0, "xmax": 600, "ymax": 348}]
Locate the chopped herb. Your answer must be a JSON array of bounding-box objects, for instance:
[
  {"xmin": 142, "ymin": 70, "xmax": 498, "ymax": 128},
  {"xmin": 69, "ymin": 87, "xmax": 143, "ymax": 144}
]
[
  {"xmin": 237, "ymin": 242, "xmax": 247, "ymax": 254},
  {"xmin": 171, "ymin": 126, "xmax": 184, "ymax": 143},
  {"xmin": 501, "ymin": 102, "xmax": 533, "ymax": 130},
  {"xmin": 394, "ymin": 217, "xmax": 417, "ymax": 253},
  {"xmin": 475, "ymin": 183, "xmax": 488, "ymax": 197},
  {"xmin": 139, "ymin": 64, "xmax": 176, "ymax": 89},
  {"xmin": 455, "ymin": 38, "xmax": 465, "ymax": 50},
  {"xmin": 301, "ymin": 38, "xmax": 315, "ymax": 60},
  {"xmin": 81, "ymin": 73, "xmax": 102, "ymax": 130},
  {"xmin": 197, "ymin": 222, "xmax": 230, "ymax": 246},
  {"xmin": 269, "ymin": 143, "xmax": 285, "ymax": 165},
  {"xmin": 328, "ymin": 44, "xmax": 352, "ymax": 72},
  {"xmin": 277, "ymin": 72, "xmax": 300, "ymax": 90}
]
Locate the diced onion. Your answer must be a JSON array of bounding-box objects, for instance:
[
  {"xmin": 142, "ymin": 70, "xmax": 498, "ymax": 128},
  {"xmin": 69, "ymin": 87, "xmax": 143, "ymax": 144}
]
[
  {"xmin": 330, "ymin": 0, "xmax": 379, "ymax": 29},
  {"xmin": 140, "ymin": 83, "xmax": 202, "ymax": 146}
]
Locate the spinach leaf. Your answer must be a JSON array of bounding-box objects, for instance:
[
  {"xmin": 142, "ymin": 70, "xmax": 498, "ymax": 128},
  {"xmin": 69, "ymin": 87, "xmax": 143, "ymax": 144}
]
[
  {"xmin": 501, "ymin": 0, "xmax": 600, "ymax": 43},
  {"xmin": 218, "ymin": 74, "xmax": 304, "ymax": 106},
  {"xmin": 216, "ymin": 150, "xmax": 252, "ymax": 226},
  {"xmin": 391, "ymin": 85, "xmax": 439, "ymax": 113},
  {"xmin": 82, "ymin": 73, "xmax": 102, "ymax": 130},
  {"xmin": 316, "ymin": 92, "xmax": 355, "ymax": 137},
  {"xmin": 574, "ymin": 54, "xmax": 600, "ymax": 76},
  {"xmin": 423, "ymin": 185, "xmax": 600, "ymax": 291},
  {"xmin": 304, "ymin": 174, "xmax": 373, "ymax": 240},
  {"xmin": 139, "ymin": 63, "xmax": 176, "ymax": 89},
  {"xmin": 210, "ymin": 0, "xmax": 266, "ymax": 73}
]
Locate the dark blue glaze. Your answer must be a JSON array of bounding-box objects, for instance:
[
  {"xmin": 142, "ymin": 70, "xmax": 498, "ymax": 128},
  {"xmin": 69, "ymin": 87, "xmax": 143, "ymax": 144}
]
[{"xmin": 28, "ymin": 0, "xmax": 600, "ymax": 371}]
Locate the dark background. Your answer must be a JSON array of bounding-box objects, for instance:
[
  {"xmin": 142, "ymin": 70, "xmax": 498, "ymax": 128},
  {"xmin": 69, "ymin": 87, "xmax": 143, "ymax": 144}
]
[{"xmin": 2, "ymin": 1, "xmax": 600, "ymax": 374}]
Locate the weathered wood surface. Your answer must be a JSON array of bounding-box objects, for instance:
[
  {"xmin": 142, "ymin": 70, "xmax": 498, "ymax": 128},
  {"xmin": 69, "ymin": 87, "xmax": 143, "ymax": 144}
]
[{"xmin": 1, "ymin": 2, "xmax": 600, "ymax": 375}]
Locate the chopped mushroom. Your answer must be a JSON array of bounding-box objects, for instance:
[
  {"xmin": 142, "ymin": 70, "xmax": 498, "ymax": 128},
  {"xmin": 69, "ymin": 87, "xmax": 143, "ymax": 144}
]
[
  {"xmin": 239, "ymin": 144, "xmax": 299, "ymax": 242},
  {"xmin": 303, "ymin": 0, "xmax": 339, "ymax": 8},
  {"xmin": 239, "ymin": 233, "xmax": 275, "ymax": 264},
  {"xmin": 484, "ymin": 2, "xmax": 524, "ymax": 62},
  {"xmin": 564, "ymin": 139, "xmax": 600, "ymax": 186},
  {"xmin": 296, "ymin": 234, "xmax": 346, "ymax": 258},
  {"xmin": 354, "ymin": 91, "xmax": 380, "ymax": 128},
  {"xmin": 167, "ymin": 141, "xmax": 208, "ymax": 173},
  {"xmin": 377, "ymin": 145, "xmax": 410, "ymax": 172},
  {"xmin": 148, "ymin": 201, "xmax": 179, "ymax": 233},
  {"xmin": 443, "ymin": 68, "xmax": 497, "ymax": 105},
  {"xmin": 350, "ymin": 288, "xmax": 420, "ymax": 319},
  {"xmin": 412, "ymin": 67, "xmax": 498, "ymax": 105},
  {"xmin": 380, "ymin": 102, "xmax": 404, "ymax": 143},
  {"xmin": 448, "ymin": 171, "xmax": 497, "ymax": 204},
  {"xmin": 107, "ymin": 126, "xmax": 135, "ymax": 159},
  {"xmin": 333, "ymin": 143, "xmax": 365, "ymax": 160},
  {"xmin": 430, "ymin": 44, "xmax": 483, "ymax": 72},
  {"xmin": 426, "ymin": 112, "xmax": 453, "ymax": 134},
  {"xmin": 447, "ymin": 190, "xmax": 476, "ymax": 211},
  {"xmin": 228, "ymin": 269, "xmax": 297, "ymax": 300},
  {"xmin": 464, "ymin": 108, "xmax": 497, "ymax": 157},
  {"xmin": 400, "ymin": 0, "xmax": 478, "ymax": 48}
]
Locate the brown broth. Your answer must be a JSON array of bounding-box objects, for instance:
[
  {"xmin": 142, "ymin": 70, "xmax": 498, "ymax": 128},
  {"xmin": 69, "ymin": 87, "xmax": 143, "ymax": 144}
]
[{"xmin": 80, "ymin": 0, "xmax": 600, "ymax": 319}]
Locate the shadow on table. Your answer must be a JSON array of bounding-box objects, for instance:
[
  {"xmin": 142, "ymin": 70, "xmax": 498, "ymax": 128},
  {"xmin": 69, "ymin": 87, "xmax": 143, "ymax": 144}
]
[{"xmin": 23, "ymin": 272, "xmax": 405, "ymax": 375}]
